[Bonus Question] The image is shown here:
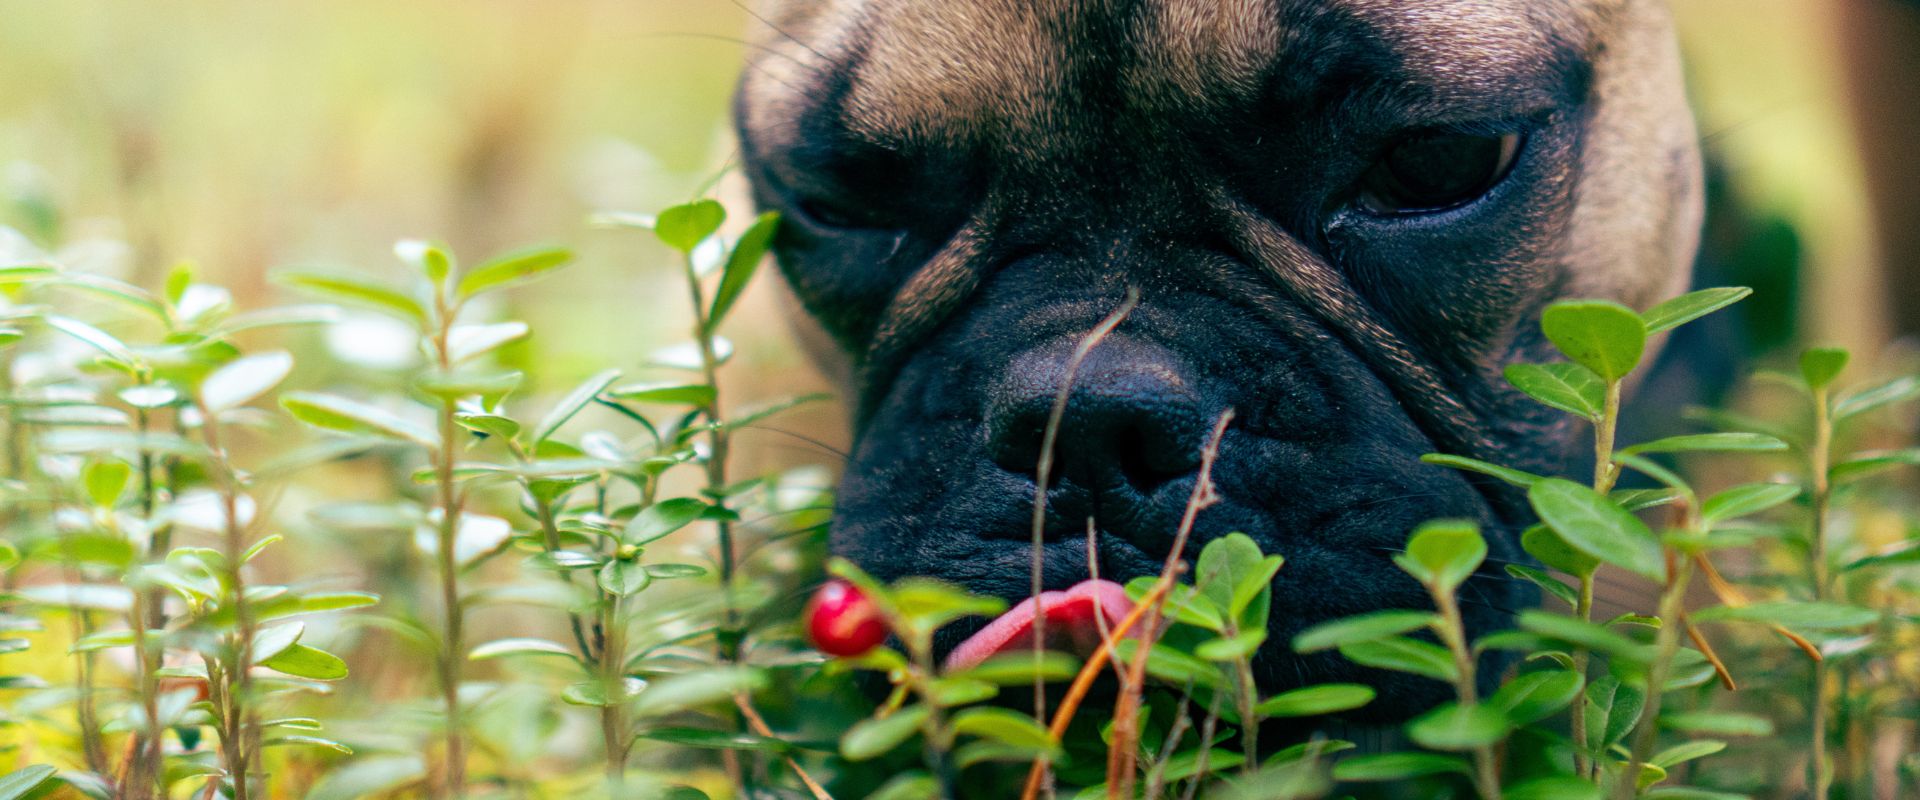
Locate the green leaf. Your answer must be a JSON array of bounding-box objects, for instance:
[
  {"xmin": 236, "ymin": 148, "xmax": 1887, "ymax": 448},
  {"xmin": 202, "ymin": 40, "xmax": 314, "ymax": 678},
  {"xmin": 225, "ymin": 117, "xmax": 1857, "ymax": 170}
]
[
  {"xmin": 1488, "ymin": 669, "xmax": 1582, "ymax": 725},
  {"xmin": 563, "ymin": 677, "xmax": 645, "ymax": 707},
  {"xmin": 1195, "ymin": 532, "xmax": 1279, "ymax": 626},
  {"xmin": 45, "ymin": 315, "xmax": 136, "ymax": 364},
  {"xmin": 625, "ymin": 497, "xmax": 731, "ymax": 545},
  {"xmin": 638, "ymin": 727, "xmax": 791, "ymax": 752},
  {"xmin": 1521, "ymin": 524, "xmax": 1600, "ymax": 578},
  {"xmin": 1337, "ymin": 637, "xmax": 1457, "ymax": 683},
  {"xmin": 1331, "ymin": 752, "xmax": 1469, "ymax": 781},
  {"xmin": 200, "ymin": 351, "xmax": 294, "ymax": 413},
  {"xmin": 1110, "ymin": 640, "xmax": 1225, "ymax": 690},
  {"xmin": 276, "ymin": 270, "xmax": 427, "ymax": 325},
  {"xmin": 1660, "ymin": 711, "xmax": 1773, "ymax": 736},
  {"xmin": 1541, "ymin": 299, "xmax": 1646, "ymax": 381},
  {"xmin": 632, "ymin": 666, "xmax": 766, "ymax": 717},
  {"xmin": 469, "ymin": 638, "xmax": 579, "ymax": 661},
  {"xmin": 1620, "ymin": 432, "xmax": 1789, "ymax": 456},
  {"xmin": 1195, "ymin": 629, "xmax": 1267, "ymax": 662},
  {"xmin": 598, "ymin": 558, "xmax": 652, "ymax": 597},
  {"xmin": 1506, "ymin": 564, "xmax": 1578, "ymax": 608},
  {"xmin": 445, "ymin": 321, "xmax": 529, "ymax": 363},
  {"xmin": 1292, "ymin": 609, "xmax": 1436, "ymax": 653},
  {"xmin": 1640, "ymin": 287, "xmax": 1751, "ymax": 334},
  {"xmin": 530, "ymin": 368, "xmax": 619, "ymax": 445},
  {"xmin": 708, "ymin": 212, "xmax": 778, "ymax": 329},
  {"xmin": 841, "ymin": 705, "xmax": 929, "ymax": 761},
  {"xmin": 394, "ymin": 240, "xmax": 452, "ymax": 286},
  {"xmin": 1700, "ymin": 482, "xmax": 1800, "ymax": 525},
  {"xmin": 1691, "ymin": 601, "xmax": 1877, "ymax": 630},
  {"xmin": 952, "ymin": 707, "xmax": 1052, "ymax": 750},
  {"xmin": 1519, "ymin": 610, "xmax": 1650, "ymax": 662},
  {"xmin": 263, "ymin": 735, "xmax": 354, "ymax": 754},
  {"xmin": 1395, "ymin": 519, "xmax": 1485, "ymax": 594},
  {"xmin": 1652, "ymin": 740, "xmax": 1727, "ymax": 769},
  {"xmin": 655, "ymin": 200, "xmax": 727, "ymax": 253},
  {"xmin": 305, "ymin": 755, "xmax": 427, "ymax": 800},
  {"xmin": 81, "ymin": 459, "xmax": 130, "ymax": 508},
  {"xmin": 1253, "ymin": 683, "xmax": 1376, "ymax": 718},
  {"xmin": 1799, "ymin": 347, "xmax": 1849, "ymax": 391},
  {"xmin": 1407, "ymin": 702, "xmax": 1509, "ymax": 751},
  {"xmin": 609, "ymin": 381, "xmax": 717, "ymax": 407},
  {"xmin": 1585, "ymin": 675, "xmax": 1644, "ymax": 749},
  {"xmin": 1508, "ymin": 776, "xmax": 1603, "ymax": 800},
  {"xmin": 1527, "ymin": 478, "xmax": 1664, "ymax": 581},
  {"xmin": 252, "ymin": 622, "xmax": 305, "ymax": 663},
  {"xmin": 281, "ymin": 392, "xmax": 438, "ymax": 447},
  {"xmin": 1830, "ymin": 449, "xmax": 1920, "ymax": 485},
  {"xmin": 1835, "ymin": 375, "xmax": 1920, "ymax": 420},
  {"xmin": 0, "ymin": 764, "xmax": 58, "ymax": 800},
  {"xmin": 1505, "ymin": 362, "xmax": 1606, "ymax": 420},
  {"xmin": 457, "ymin": 245, "xmax": 572, "ymax": 298},
  {"xmin": 259, "ymin": 644, "xmax": 349, "ymax": 680},
  {"xmin": 865, "ymin": 774, "xmax": 940, "ymax": 800},
  {"xmin": 1420, "ymin": 453, "xmax": 1544, "ymax": 488},
  {"xmin": 1613, "ymin": 488, "xmax": 1686, "ymax": 512},
  {"xmin": 646, "ymin": 563, "xmax": 708, "ymax": 580},
  {"xmin": 950, "ymin": 651, "xmax": 1082, "ymax": 685}
]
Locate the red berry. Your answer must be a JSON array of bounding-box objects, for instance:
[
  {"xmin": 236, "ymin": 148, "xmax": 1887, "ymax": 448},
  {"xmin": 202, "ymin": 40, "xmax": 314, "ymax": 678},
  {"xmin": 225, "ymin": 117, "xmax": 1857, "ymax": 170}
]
[{"xmin": 806, "ymin": 579, "xmax": 888, "ymax": 657}]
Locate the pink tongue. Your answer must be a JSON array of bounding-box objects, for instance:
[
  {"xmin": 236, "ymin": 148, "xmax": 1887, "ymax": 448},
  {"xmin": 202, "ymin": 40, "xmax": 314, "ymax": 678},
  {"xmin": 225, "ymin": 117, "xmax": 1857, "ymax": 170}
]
[{"xmin": 943, "ymin": 579, "xmax": 1135, "ymax": 672}]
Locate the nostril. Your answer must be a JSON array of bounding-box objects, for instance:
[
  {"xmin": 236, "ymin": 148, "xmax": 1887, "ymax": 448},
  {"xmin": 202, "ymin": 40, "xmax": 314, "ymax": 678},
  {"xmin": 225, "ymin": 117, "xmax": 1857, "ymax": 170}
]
[{"xmin": 983, "ymin": 340, "xmax": 1208, "ymax": 490}]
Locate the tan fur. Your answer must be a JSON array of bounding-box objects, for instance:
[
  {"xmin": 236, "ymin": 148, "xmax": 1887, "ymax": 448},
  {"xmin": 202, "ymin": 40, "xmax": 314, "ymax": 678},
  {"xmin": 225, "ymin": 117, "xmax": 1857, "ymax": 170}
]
[{"xmin": 740, "ymin": 0, "xmax": 1702, "ymax": 403}]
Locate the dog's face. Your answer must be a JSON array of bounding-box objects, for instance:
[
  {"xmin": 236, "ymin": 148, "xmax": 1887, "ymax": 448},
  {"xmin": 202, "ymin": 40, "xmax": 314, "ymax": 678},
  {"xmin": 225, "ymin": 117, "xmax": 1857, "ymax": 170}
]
[{"xmin": 735, "ymin": 0, "xmax": 1700, "ymax": 712}]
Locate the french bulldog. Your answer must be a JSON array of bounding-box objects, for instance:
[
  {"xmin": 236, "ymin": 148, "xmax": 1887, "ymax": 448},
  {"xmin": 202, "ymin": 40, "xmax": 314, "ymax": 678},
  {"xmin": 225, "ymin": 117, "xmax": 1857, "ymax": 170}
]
[{"xmin": 733, "ymin": 0, "xmax": 1701, "ymax": 718}]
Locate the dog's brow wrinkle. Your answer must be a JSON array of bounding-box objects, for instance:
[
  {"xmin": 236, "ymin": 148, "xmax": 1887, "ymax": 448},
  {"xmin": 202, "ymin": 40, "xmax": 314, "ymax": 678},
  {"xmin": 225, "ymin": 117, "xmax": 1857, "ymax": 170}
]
[
  {"xmin": 1124, "ymin": 0, "xmax": 1280, "ymax": 109},
  {"xmin": 1335, "ymin": 0, "xmax": 1598, "ymax": 101}
]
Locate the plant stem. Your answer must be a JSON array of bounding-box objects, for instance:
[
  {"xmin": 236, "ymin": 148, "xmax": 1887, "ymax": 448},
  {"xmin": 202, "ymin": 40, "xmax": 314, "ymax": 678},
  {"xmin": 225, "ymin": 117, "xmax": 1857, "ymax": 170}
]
[
  {"xmin": 1617, "ymin": 552, "xmax": 1695, "ymax": 800},
  {"xmin": 126, "ymin": 406, "xmax": 165, "ymax": 800},
  {"xmin": 1431, "ymin": 573, "xmax": 1501, "ymax": 800},
  {"xmin": 600, "ymin": 593, "xmax": 628, "ymax": 788},
  {"xmin": 1573, "ymin": 378, "xmax": 1624, "ymax": 781},
  {"xmin": 430, "ymin": 294, "xmax": 466, "ymax": 799},
  {"xmin": 195, "ymin": 401, "xmax": 258, "ymax": 800},
  {"xmin": 681, "ymin": 250, "xmax": 755, "ymax": 794},
  {"xmin": 1808, "ymin": 384, "xmax": 1834, "ymax": 798}
]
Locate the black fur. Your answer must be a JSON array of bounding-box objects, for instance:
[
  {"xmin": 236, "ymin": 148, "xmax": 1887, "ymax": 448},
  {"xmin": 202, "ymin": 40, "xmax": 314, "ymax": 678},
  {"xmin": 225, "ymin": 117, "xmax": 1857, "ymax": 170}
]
[{"xmin": 736, "ymin": 1, "xmax": 1621, "ymax": 720}]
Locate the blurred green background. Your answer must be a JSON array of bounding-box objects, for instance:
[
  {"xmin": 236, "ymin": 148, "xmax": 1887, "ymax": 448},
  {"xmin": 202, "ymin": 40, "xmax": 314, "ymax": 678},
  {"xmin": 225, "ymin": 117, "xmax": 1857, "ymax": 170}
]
[{"xmin": 0, "ymin": 0, "xmax": 1911, "ymax": 459}]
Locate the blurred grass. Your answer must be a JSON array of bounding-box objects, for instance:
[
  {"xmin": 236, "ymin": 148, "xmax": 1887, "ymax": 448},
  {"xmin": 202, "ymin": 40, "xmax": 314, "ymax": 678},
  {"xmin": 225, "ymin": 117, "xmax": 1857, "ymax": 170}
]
[{"xmin": 0, "ymin": 0, "xmax": 1881, "ymax": 458}]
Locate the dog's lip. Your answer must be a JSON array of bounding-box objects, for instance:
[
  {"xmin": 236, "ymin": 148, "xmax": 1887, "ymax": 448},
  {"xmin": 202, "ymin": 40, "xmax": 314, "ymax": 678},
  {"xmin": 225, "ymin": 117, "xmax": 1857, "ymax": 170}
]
[{"xmin": 942, "ymin": 579, "xmax": 1135, "ymax": 672}]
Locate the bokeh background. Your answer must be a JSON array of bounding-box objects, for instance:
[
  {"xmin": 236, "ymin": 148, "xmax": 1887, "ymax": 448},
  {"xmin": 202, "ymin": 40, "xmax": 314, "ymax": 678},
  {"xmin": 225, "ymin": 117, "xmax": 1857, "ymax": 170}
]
[{"xmin": 2, "ymin": 0, "xmax": 1917, "ymax": 435}]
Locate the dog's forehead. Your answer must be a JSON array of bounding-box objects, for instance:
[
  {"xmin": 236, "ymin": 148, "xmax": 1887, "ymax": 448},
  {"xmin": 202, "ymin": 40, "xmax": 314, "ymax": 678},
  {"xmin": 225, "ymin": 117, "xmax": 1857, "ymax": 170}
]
[{"xmin": 772, "ymin": 0, "xmax": 1602, "ymax": 148}]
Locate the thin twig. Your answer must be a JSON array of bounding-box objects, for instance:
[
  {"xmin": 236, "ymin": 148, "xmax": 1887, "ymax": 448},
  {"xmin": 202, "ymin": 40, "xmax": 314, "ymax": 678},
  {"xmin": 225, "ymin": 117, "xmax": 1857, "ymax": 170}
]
[{"xmin": 1108, "ymin": 411, "xmax": 1233, "ymax": 800}]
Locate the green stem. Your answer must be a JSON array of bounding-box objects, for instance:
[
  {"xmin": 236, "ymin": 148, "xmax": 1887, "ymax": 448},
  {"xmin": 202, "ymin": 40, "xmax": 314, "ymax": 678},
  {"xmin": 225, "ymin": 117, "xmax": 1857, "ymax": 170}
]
[
  {"xmin": 1432, "ymin": 585, "xmax": 1502, "ymax": 800},
  {"xmin": 1572, "ymin": 379, "xmax": 1622, "ymax": 783},
  {"xmin": 430, "ymin": 295, "xmax": 466, "ymax": 800},
  {"xmin": 197, "ymin": 401, "xmax": 257, "ymax": 800},
  {"xmin": 682, "ymin": 251, "xmax": 754, "ymax": 794},
  {"xmin": 1808, "ymin": 386, "xmax": 1834, "ymax": 798},
  {"xmin": 1617, "ymin": 554, "xmax": 1695, "ymax": 800},
  {"xmin": 600, "ymin": 593, "xmax": 628, "ymax": 788}
]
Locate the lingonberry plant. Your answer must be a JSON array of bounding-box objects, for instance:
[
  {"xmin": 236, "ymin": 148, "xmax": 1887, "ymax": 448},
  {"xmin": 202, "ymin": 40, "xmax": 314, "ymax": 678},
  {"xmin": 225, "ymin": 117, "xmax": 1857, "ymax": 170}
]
[{"xmin": 3, "ymin": 183, "xmax": 1918, "ymax": 800}]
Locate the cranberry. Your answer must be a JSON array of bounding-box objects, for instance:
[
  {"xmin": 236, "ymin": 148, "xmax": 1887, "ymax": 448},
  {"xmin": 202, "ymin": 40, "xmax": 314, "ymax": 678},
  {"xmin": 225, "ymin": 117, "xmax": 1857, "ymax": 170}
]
[{"xmin": 806, "ymin": 579, "xmax": 889, "ymax": 657}]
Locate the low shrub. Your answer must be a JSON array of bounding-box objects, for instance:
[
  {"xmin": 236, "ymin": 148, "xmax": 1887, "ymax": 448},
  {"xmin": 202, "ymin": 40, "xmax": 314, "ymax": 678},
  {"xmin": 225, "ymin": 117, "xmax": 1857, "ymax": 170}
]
[{"xmin": 0, "ymin": 193, "xmax": 1915, "ymax": 799}]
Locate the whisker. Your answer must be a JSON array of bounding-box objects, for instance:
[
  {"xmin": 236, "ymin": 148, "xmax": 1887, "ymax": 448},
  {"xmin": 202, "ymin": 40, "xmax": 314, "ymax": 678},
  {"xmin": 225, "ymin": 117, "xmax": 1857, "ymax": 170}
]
[
  {"xmin": 735, "ymin": 423, "xmax": 851, "ymax": 461},
  {"xmin": 729, "ymin": 0, "xmax": 834, "ymax": 64}
]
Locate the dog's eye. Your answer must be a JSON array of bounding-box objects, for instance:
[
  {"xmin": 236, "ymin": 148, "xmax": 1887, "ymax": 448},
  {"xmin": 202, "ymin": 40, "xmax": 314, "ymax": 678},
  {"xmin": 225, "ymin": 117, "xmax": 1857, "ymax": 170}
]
[
  {"xmin": 798, "ymin": 195, "xmax": 880, "ymax": 230},
  {"xmin": 1357, "ymin": 132, "xmax": 1521, "ymax": 214}
]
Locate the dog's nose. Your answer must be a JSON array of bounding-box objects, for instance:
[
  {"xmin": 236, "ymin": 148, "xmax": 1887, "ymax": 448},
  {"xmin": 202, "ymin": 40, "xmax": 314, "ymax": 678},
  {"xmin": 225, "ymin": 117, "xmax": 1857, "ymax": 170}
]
[{"xmin": 986, "ymin": 339, "xmax": 1207, "ymax": 490}]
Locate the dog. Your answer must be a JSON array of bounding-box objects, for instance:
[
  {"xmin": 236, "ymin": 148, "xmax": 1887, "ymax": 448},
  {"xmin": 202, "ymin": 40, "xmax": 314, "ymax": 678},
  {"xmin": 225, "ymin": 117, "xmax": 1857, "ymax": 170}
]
[{"xmin": 733, "ymin": 0, "xmax": 1702, "ymax": 718}]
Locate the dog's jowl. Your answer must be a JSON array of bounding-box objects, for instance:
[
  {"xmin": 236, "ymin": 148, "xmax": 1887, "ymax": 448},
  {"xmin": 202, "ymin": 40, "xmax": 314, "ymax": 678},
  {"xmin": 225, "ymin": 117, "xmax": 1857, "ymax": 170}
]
[{"xmin": 734, "ymin": 0, "xmax": 1702, "ymax": 718}]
